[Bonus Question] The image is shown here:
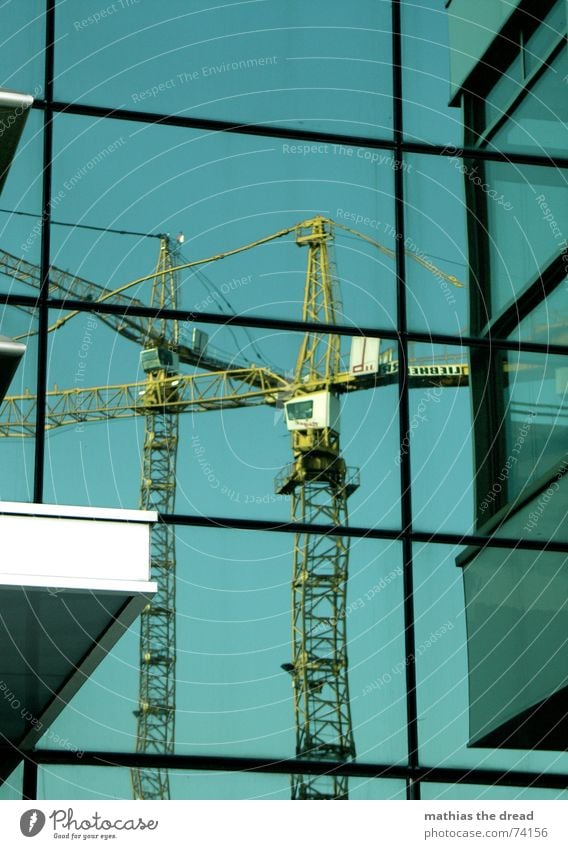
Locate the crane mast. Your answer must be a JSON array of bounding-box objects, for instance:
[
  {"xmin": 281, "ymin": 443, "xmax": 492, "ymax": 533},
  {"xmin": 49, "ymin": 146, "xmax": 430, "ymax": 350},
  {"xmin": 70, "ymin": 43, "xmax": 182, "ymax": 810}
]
[
  {"xmin": 277, "ymin": 218, "xmax": 357, "ymax": 799},
  {"xmin": 131, "ymin": 236, "xmax": 180, "ymax": 800}
]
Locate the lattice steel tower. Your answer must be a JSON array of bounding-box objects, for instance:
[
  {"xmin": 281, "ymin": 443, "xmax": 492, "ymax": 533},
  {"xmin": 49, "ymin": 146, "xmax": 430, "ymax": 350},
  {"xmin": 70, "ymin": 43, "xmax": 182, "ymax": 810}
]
[
  {"xmin": 276, "ymin": 218, "xmax": 357, "ymax": 798},
  {"xmin": 132, "ymin": 236, "xmax": 181, "ymax": 800}
]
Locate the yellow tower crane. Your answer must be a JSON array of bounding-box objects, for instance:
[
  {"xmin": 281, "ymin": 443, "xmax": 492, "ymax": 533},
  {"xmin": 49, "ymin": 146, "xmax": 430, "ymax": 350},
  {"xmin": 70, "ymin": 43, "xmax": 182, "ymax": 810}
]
[
  {"xmin": 277, "ymin": 218, "xmax": 357, "ymax": 799},
  {"xmin": 132, "ymin": 236, "xmax": 181, "ymax": 800},
  {"xmin": 0, "ymin": 217, "xmax": 467, "ymax": 800}
]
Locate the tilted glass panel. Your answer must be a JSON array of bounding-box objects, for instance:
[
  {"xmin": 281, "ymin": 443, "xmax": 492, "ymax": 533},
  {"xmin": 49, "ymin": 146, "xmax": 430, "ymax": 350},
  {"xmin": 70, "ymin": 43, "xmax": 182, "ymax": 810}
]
[
  {"xmin": 523, "ymin": 0, "xmax": 566, "ymax": 78},
  {"xmin": 461, "ymin": 545, "xmax": 568, "ymax": 752},
  {"xmin": 53, "ymin": 0, "xmax": 393, "ymax": 138},
  {"xmin": 503, "ymin": 349, "xmax": 568, "ymax": 512},
  {"xmin": 488, "ymin": 46, "xmax": 568, "ymax": 157},
  {"xmin": 468, "ymin": 345, "xmax": 568, "ymax": 542},
  {"xmin": 508, "ymin": 281, "xmax": 568, "ymax": 345},
  {"xmin": 484, "ymin": 162, "xmax": 568, "ymax": 321},
  {"xmin": 484, "ymin": 53, "xmax": 524, "ymax": 133},
  {"xmin": 414, "ymin": 542, "xmax": 568, "ymax": 774}
]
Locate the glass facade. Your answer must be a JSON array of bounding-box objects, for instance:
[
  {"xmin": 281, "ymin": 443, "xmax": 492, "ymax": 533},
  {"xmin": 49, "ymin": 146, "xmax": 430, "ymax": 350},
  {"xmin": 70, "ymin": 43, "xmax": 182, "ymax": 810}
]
[{"xmin": 0, "ymin": 1, "xmax": 566, "ymax": 801}]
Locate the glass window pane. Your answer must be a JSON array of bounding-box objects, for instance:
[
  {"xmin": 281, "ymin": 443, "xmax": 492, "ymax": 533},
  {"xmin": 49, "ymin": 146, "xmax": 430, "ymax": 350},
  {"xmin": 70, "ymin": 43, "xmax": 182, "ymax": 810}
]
[
  {"xmin": 0, "ymin": 305, "xmax": 38, "ymax": 502},
  {"xmin": 508, "ymin": 280, "xmax": 567, "ymax": 344},
  {"xmin": 349, "ymin": 777, "xmax": 406, "ymax": 799},
  {"xmin": 422, "ymin": 782, "xmax": 568, "ymax": 800},
  {"xmin": 473, "ymin": 347, "xmax": 568, "ymax": 543},
  {"xmin": 402, "ymin": 0, "xmax": 462, "ymax": 146},
  {"xmin": 37, "ymin": 765, "xmax": 289, "ymax": 800},
  {"xmin": 50, "ymin": 114, "xmax": 397, "ymax": 329},
  {"xmin": 404, "ymin": 153, "xmax": 469, "ymax": 336},
  {"xmin": 37, "ymin": 529, "xmax": 407, "ymax": 768},
  {"xmin": 0, "ymin": 109, "xmax": 44, "ymax": 296},
  {"xmin": 54, "ymin": 0, "xmax": 393, "ymax": 139},
  {"xmin": 504, "ymin": 350, "xmax": 567, "ymax": 506},
  {"xmin": 37, "ymin": 764, "xmax": 405, "ymax": 799},
  {"xmin": 44, "ymin": 311, "xmax": 401, "ymax": 530},
  {"xmin": 1, "ymin": 3, "xmax": 45, "ymax": 97},
  {"xmin": 484, "ymin": 53, "xmax": 524, "ymax": 132},
  {"xmin": 0, "ymin": 762, "xmax": 23, "ymax": 800},
  {"xmin": 524, "ymin": 1, "xmax": 566, "ymax": 78},
  {"xmin": 406, "ymin": 343, "xmax": 568, "ymax": 541},
  {"xmin": 460, "ymin": 545, "xmax": 568, "ymax": 752},
  {"xmin": 488, "ymin": 46, "xmax": 568, "ymax": 157},
  {"xmin": 408, "ymin": 342, "xmax": 473, "ymax": 536},
  {"xmin": 483, "ymin": 162, "xmax": 568, "ymax": 321},
  {"xmin": 414, "ymin": 542, "xmax": 568, "ymax": 774},
  {"xmin": 414, "ymin": 154, "xmax": 568, "ymax": 338}
]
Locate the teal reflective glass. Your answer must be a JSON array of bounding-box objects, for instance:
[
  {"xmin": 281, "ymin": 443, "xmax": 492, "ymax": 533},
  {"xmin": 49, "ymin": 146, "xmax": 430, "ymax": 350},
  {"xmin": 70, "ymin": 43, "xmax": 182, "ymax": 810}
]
[
  {"xmin": 403, "ymin": 154, "xmax": 469, "ymax": 336},
  {"xmin": 402, "ymin": 0, "xmax": 464, "ymax": 146},
  {"xmin": 484, "ymin": 162, "xmax": 568, "ymax": 320},
  {"xmin": 523, "ymin": 0, "xmax": 566, "ymax": 77},
  {"xmin": 409, "ymin": 342, "xmax": 568, "ymax": 539},
  {"xmin": 0, "ymin": 305, "xmax": 38, "ymax": 502},
  {"xmin": 37, "ymin": 765, "xmax": 406, "ymax": 799},
  {"xmin": 484, "ymin": 53, "xmax": 524, "ymax": 133},
  {"xmin": 0, "ymin": 762, "xmax": 22, "ymax": 800},
  {"xmin": 1, "ymin": 2, "xmax": 45, "ymax": 97},
  {"xmin": 422, "ymin": 782, "xmax": 568, "ymax": 801},
  {"xmin": 478, "ymin": 0, "xmax": 566, "ymax": 155},
  {"xmin": 414, "ymin": 542, "xmax": 568, "ymax": 774},
  {"xmin": 53, "ymin": 0, "xmax": 393, "ymax": 138},
  {"xmin": 489, "ymin": 47, "xmax": 568, "ymax": 156},
  {"xmin": 0, "ymin": 110, "xmax": 45, "ymax": 296},
  {"xmin": 49, "ymin": 114, "xmax": 397, "ymax": 328},
  {"xmin": 471, "ymin": 347, "xmax": 568, "ymax": 542},
  {"xmin": 44, "ymin": 312, "xmax": 401, "ymax": 529},
  {"xmin": 37, "ymin": 765, "xmax": 290, "ymax": 800},
  {"xmin": 471, "ymin": 351, "xmax": 568, "ymax": 540},
  {"xmin": 503, "ymin": 349, "xmax": 568, "ymax": 511},
  {"xmin": 462, "ymin": 546, "xmax": 568, "ymax": 751},
  {"xmin": 408, "ymin": 342, "xmax": 473, "ymax": 535},
  {"xmin": 508, "ymin": 281, "xmax": 567, "ymax": 344},
  {"xmin": 37, "ymin": 529, "xmax": 407, "ymax": 765}
]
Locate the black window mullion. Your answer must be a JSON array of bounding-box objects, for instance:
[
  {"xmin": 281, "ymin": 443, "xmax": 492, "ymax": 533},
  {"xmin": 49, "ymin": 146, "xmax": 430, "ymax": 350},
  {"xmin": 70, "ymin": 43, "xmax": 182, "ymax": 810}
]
[
  {"xmin": 4, "ymin": 289, "xmax": 568, "ymax": 355},
  {"xmin": 28, "ymin": 99, "xmax": 568, "ymax": 169},
  {"xmin": 33, "ymin": 0, "xmax": 55, "ymax": 504},
  {"xmin": 393, "ymin": 0, "xmax": 420, "ymax": 802}
]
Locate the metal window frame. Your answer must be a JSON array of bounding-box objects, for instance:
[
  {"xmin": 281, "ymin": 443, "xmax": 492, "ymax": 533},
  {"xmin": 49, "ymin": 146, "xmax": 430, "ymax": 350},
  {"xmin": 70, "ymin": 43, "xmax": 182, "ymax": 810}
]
[{"xmin": 1, "ymin": 0, "xmax": 567, "ymax": 803}]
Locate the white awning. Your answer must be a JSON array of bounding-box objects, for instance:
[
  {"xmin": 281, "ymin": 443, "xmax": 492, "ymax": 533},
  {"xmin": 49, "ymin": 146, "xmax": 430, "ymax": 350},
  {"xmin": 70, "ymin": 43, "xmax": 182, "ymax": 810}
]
[{"xmin": 0, "ymin": 502, "xmax": 156, "ymax": 770}]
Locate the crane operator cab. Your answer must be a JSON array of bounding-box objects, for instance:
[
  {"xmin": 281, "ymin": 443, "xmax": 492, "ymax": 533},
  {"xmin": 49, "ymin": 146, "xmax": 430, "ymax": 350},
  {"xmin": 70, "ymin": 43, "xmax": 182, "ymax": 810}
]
[
  {"xmin": 140, "ymin": 346, "xmax": 180, "ymax": 375},
  {"xmin": 139, "ymin": 346, "xmax": 180, "ymax": 407},
  {"xmin": 284, "ymin": 391, "xmax": 340, "ymax": 433}
]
